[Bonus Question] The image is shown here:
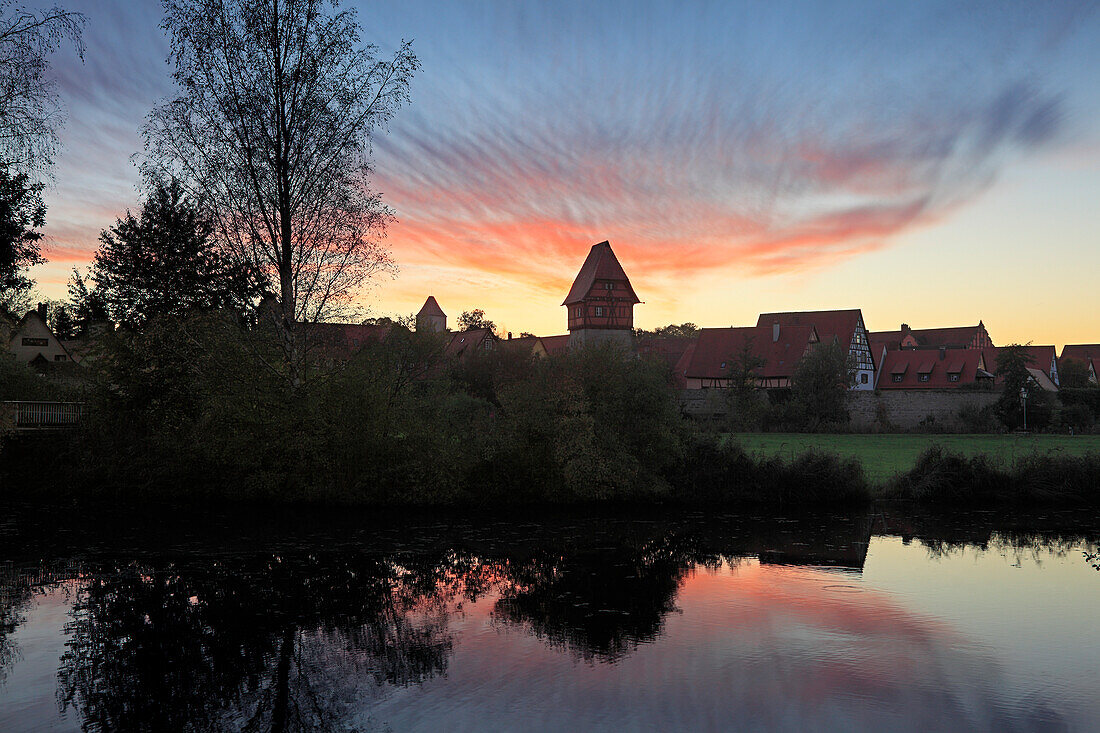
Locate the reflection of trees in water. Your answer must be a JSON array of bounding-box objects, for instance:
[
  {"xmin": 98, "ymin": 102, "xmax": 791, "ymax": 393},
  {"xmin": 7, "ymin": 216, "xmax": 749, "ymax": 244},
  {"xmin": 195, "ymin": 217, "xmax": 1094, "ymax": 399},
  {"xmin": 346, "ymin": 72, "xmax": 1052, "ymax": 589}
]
[
  {"xmin": 0, "ymin": 563, "xmax": 79, "ymax": 688},
  {"xmin": 492, "ymin": 544, "xmax": 691, "ymax": 662},
  {"xmin": 0, "ymin": 508, "xmax": 1095, "ymax": 730},
  {"xmin": 877, "ymin": 510, "xmax": 1100, "ymax": 570},
  {"xmin": 56, "ymin": 554, "xmax": 482, "ymax": 732}
]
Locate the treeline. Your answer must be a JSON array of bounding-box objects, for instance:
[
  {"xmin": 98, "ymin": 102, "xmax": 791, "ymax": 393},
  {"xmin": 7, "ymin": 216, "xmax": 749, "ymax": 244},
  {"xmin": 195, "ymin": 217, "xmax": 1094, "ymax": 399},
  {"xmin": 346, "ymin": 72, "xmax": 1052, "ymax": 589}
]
[{"xmin": 5, "ymin": 314, "xmax": 1100, "ymax": 509}]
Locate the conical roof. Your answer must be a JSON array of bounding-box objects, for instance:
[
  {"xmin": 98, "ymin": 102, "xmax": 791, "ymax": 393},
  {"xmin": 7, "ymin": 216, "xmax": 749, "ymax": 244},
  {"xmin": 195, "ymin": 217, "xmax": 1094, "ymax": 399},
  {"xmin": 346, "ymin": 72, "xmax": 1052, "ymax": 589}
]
[
  {"xmin": 562, "ymin": 241, "xmax": 640, "ymax": 305},
  {"xmin": 417, "ymin": 296, "xmax": 446, "ymax": 318}
]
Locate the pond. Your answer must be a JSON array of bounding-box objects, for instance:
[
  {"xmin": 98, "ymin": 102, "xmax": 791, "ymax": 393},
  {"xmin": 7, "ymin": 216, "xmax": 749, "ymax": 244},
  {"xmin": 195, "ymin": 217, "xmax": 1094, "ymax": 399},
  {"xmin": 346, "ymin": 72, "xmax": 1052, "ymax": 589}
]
[{"xmin": 0, "ymin": 504, "xmax": 1097, "ymax": 732}]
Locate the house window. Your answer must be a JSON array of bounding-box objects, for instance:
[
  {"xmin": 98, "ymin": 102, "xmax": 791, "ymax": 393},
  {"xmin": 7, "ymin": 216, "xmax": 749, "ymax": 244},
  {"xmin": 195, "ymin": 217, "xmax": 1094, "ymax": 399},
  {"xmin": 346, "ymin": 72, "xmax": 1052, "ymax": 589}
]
[
  {"xmin": 860, "ymin": 373, "xmax": 868, "ymax": 384},
  {"xmin": 595, "ymin": 306, "xmax": 604, "ymax": 316},
  {"xmin": 918, "ymin": 374, "xmax": 930, "ymax": 382},
  {"xmin": 54, "ymin": 355, "xmax": 67, "ymax": 361},
  {"xmin": 604, "ymin": 282, "xmax": 613, "ymax": 290},
  {"xmin": 892, "ymin": 374, "xmax": 903, "ymax": 383},
  {"xmin": 948, "ymin": 373, "xmax": 960, "ymax": 382}
]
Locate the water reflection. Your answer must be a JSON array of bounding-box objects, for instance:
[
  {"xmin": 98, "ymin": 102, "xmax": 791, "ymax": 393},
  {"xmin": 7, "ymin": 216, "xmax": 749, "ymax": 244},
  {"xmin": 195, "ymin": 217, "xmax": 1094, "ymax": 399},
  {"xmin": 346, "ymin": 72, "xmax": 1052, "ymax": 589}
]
[{"xmin": 0, "ymin": 507, "xmax": 1097, "ymax": 731}]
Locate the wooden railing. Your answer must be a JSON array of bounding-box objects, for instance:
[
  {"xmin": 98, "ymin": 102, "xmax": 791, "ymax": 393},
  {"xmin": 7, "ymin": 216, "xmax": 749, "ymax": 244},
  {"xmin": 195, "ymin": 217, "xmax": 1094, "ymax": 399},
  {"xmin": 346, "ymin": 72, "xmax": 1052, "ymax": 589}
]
[{"xmin": 1, "ymin": 401, "xmax": 84, "ymax": 431}]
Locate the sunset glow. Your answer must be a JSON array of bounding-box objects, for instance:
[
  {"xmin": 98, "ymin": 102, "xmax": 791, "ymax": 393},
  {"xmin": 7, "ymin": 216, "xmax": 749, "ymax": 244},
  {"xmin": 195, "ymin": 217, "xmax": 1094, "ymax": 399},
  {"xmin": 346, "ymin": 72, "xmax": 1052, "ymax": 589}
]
[{"xmin": 28, "ymin": 1, "xmax": 1100, "ymax": 344}]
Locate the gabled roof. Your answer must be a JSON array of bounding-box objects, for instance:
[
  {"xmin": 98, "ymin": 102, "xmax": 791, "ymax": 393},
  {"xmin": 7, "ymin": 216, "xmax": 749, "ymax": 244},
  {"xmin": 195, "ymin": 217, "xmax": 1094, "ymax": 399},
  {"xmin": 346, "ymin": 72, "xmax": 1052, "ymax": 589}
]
[
  {"xmin": 417, "ymin": 296, "xmax": 446, "ymax": 318},
  {"xmin": 755, "ymin": 309, "xmax": 863, "ymax": 349},
  {"xmin": 636, "ymin": 336, "xmax": 697, "ymax": 369},
  {"xmin": 562, "ymin": 241, "xmax": 640, "ymax": 306},
  {"xmin": 14, "ymin": 308, "xmax": 75, "ymax": 362},
  {"xmin": 302, "ymin": 322, "xmax": 393, "ymax": 360},
  {"xmin": 446, "ymin": 328, "xmax": 494, "ymax": 358},
  {"xmin": 869, "ymin": 323, "xmax": 991, "ymax": 350},
  {"xmin": 685, "ymin": 324, "xmax": 818, "ymax": 380},
  {"xmin": 980, "ymin": 346, "xmax": 1056, "ymax": 374},
  {"xmin": 1061, "ymin": 344, "xmax": 1100, "ymax": 364},
  {"xmin": 876, "ymin": 349, "xmax": 991, "ymax": 389},
  {"xmin": 540, "ymin": 335, "xmax": 570, "ymax": 355}
]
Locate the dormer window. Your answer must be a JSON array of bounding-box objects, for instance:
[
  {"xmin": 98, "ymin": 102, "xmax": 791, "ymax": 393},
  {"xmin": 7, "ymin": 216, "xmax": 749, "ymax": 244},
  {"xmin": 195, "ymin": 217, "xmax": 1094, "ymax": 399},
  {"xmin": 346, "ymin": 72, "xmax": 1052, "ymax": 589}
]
[
  {"xmin": 892, "ymin": 374, "xmax": 903, "ymax": 383},
  {"xmin": 948, "ymin": 373, "xmax": 959, "ymax": 382},
  {"xmin": 604, "ymin": 282, "xmax": 613, "ymax": 290},
  {"xmin": 918, "ymin": 373, "xmax": 930, "ymax": 382}
]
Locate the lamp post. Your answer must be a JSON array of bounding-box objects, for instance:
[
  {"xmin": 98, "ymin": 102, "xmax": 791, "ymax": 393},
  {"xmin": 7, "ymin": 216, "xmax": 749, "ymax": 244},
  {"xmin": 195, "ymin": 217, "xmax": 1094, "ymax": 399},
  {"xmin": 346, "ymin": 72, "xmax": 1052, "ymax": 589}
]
[{"xmin": 1020, "ymin": 385, "xmax": 1029, "ymax": 432}]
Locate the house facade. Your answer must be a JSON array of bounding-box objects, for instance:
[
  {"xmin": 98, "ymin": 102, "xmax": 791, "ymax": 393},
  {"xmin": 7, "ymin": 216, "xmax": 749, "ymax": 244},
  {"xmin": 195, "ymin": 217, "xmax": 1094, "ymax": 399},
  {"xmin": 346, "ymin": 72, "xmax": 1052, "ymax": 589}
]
[
  {"xmin": 7, "ymin": 305, "xmax": 74, "ymax": 366},
  {"xmin": 683, "ymin": 324, "xmax": 819, "ymax": 390},
  {"xmin": 1060, "ymin": 345, "xmax": 1100, "ymax": 385},
  {"xmin": 755, "ymin": 309, "xmax": 875, "ymax": 390}
]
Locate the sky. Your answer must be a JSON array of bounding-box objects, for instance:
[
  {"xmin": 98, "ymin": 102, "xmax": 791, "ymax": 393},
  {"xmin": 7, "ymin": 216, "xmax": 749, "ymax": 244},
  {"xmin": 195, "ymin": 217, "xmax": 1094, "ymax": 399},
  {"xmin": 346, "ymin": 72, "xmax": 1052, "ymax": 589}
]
[{"xmin": 28, "ymin": 0, "xmax": 1100, "ymax": 346}]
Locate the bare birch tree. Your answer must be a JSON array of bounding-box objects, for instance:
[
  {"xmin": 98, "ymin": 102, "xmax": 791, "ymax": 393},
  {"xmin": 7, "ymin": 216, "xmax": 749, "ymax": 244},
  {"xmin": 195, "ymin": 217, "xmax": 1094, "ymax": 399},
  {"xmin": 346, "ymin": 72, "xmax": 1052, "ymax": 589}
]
[
  {"xmin": 142, "ymin": 0, "xmax": 418, "ymax": 377},
  {"xmin": 0, "ymin": 2, "xmax": 83, "ymax": 173}
]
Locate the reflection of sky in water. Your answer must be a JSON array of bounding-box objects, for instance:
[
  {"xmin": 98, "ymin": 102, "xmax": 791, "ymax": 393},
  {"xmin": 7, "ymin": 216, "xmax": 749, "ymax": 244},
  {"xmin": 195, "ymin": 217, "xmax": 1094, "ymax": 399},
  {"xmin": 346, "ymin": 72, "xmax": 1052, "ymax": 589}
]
[
  {"xmin": 363, "ymin": 537, "xmax": 1100, "ymax": 732},
  {"xmin": 1, "ymin": 534, "xmax": 1098, "ymax": 731}
]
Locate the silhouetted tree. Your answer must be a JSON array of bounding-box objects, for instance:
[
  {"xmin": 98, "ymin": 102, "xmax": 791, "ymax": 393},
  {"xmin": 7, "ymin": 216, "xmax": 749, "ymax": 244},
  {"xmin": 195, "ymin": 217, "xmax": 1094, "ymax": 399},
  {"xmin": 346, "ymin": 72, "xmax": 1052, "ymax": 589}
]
[
  {"xmin": 0, "ymin": 167, "xmax": 44, "ymax": 309},
  {"xmin": 1058, "ymin": 359, "xmax": 1093, "ymax": 390},
  {"xmin": 995, "ymin": 344, "xmax": 1053, "ymax": 430},
  {"xmin": 0, "ymin": 3, "xmax": 84, "ymax": 172},
  {"xmin": 723, "ymin": 336, "xmax": 767, "ymax": 430},
  {"xmin": 634, "ymin": 323, "xmax": 698, "ymax": 339},
  {"xmin": 458, "ymin": 308, "xmax": 495, "ymax": 332},
  {"xmin": 67, "ymin": 268, "xmax": 108, "ymax": 331},
  {"xmin": 142, "ymin": 0, "xmax": 418, "ymax": 382},
  {"xmin": 791, "ymin": 341, "xmax": 853, "ymax": 428},
  {"xmin": 88, "ymin": 179, "xmax": 262, "ymax": 329}
]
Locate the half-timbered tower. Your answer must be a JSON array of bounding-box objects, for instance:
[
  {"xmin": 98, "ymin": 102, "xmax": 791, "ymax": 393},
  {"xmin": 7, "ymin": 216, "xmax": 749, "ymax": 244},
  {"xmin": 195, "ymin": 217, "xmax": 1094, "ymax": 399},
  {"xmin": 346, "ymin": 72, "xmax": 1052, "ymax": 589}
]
[{"xmin": 562, "ymin": 241, "xmax": 640, "ymax": 349}]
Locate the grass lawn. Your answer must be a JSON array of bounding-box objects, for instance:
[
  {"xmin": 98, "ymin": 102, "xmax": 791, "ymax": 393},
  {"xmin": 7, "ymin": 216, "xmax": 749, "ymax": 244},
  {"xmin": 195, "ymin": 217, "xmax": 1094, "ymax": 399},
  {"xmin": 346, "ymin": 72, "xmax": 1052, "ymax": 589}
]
[{"xmin": 729, "ymin": 433, "xmax": 1100, "ymax": 482}]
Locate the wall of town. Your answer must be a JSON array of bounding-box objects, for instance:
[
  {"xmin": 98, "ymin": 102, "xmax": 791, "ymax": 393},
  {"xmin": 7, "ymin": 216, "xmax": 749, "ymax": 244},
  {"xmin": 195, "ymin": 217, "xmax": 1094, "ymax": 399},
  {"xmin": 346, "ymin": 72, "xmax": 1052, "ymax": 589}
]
[
  {"xmin": 680, "ymin": 388, "xmax": 1002, "ymax": 431},
  {"xmin": 846, "ymin": 389, "xmax": 1001, "ymax": 431}
]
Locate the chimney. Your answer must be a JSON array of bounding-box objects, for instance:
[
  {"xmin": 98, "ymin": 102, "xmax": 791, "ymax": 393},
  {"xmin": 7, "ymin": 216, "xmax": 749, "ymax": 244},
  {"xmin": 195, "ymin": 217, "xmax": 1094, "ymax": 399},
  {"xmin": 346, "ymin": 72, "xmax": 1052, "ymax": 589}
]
[
  {"xmin": 772, "ymin": 322, "xmax": 780, "ymax": 342},
  {"xmin": 939, "ymin": 346, "xmax": 946, "ymax": 360},
  {"xmin": 507, "ymin": 332, "xmax": 513, "ymax": 340},
  {"xmin": 901, "ymin": 323, "xmax": 910, "ymax": 332},
  {"xmin": 37, "ymin": 302, "xmax": 47, "ymax": 322}
]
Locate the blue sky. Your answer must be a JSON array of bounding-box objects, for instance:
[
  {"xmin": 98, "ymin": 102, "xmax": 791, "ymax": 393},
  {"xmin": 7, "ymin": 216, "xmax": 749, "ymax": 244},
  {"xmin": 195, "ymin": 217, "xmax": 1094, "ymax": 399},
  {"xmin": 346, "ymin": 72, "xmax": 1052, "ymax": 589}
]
[{"xmin": 32, "ymin": 0, "xmax": 1100, "ymax": 344}]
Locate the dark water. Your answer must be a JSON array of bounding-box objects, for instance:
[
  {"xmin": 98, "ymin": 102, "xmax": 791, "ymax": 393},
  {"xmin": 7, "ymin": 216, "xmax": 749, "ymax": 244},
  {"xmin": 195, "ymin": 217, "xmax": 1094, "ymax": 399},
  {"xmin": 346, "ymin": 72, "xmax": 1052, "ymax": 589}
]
[{"xmin": 0, "ymin": 504, "xmax": 1097, "ymax": 732}]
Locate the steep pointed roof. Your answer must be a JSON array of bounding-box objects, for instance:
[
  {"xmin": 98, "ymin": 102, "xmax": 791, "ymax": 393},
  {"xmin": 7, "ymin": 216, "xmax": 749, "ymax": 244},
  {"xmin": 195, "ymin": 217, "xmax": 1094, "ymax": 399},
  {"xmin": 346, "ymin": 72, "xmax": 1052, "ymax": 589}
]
[
  {"xmin": 562, "ymin": 241, "xmax": 640, "ymax": 306},
  {"xmin": 417, "ymin": 296, "xmax": 446, "ymax": 318}
]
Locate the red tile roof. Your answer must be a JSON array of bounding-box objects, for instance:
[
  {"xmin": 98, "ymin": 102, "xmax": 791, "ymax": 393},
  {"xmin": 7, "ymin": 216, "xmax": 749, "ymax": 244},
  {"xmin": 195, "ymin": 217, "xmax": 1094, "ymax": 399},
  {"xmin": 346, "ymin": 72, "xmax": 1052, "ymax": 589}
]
[
  {"xmin": 755, "ymin": 309, "xmax": 863, "ymax": 350},
  {"xmin": 303, "ymin": 322, "xmax": 393, "ymax": 360},
  {"xmin": 869, "ymin": 323, "xmax": 992, "ymax": 350},
  {"xmin": 876, "ymin": 349, "xmax": 992, "ymax": 389},
  {"xmin": 540, "ymin": 334, "xmax": 571, "ymax": 355},
  {"xmin": 417, "ymin": 296, "xmax": 446, "ymax": 318},
  {"xmin": 1061, "ymin": 344, "xmax": 1100, "ymax": 364},
  {"xmin": 446, "ymin": 328, "xmax": 494, "ymax": 358},
  {"xmin": 979, "ymin": 346, "xmax": 1058, "ymax": 387},
  {"xmin": 685, "ymin": 324, "xmax": 818, "ymax": 380},
  {"xmin": 562, "ymin": 241, "xmax": 640, "ymax": 306}
]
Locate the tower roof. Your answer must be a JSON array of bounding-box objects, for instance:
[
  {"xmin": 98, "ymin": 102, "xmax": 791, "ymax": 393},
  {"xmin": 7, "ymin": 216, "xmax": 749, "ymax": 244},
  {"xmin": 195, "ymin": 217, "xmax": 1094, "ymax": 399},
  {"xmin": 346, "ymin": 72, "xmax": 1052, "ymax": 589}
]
[
  {"xmin": 562, "ymin": 241, "xmax": 640, "ymax": 305},
  {"xmin": 417, "ymin": 296, "xmax": 446, "ymax": 318}
]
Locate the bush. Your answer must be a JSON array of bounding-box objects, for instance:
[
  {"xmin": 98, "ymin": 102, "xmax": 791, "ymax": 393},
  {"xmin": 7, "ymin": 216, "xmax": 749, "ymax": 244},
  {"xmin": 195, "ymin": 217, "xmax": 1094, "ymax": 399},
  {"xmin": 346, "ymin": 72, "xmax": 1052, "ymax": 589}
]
[{"xmin": 671, "ymin": 434, "xmax": 869, "ymax": 506}]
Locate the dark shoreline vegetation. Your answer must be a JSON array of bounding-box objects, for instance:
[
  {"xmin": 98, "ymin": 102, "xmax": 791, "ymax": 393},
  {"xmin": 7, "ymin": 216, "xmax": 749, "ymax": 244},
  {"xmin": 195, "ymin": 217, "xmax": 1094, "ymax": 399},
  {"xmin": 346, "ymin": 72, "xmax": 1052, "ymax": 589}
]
[{"xmin": 3, "ymin": 315, "xmax": 1100, "ymax": 510}]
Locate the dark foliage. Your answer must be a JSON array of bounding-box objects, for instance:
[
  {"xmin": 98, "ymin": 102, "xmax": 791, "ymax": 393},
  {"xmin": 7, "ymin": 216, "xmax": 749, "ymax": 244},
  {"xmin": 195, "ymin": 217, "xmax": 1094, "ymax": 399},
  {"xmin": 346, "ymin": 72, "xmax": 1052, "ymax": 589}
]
[
  {"xmin": 0, "ymin": 167, "xmax": 45, "ymax": 306},
  {"xmin": 889, "ymin": 446, "xmax": 1100, "ymax": 505},
  {"xmin": 89, "ymin": 179, "xmax": 263, "ymax": 329}
]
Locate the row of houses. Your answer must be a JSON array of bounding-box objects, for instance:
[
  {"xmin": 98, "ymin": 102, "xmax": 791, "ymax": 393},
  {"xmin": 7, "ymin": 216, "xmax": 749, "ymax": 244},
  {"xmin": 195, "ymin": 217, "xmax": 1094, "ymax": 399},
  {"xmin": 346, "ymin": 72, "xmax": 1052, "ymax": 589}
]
[
  {"xmin": 5, "ymin": 240, "xmax": 1099, "ymax": 395},
  {"xmin": 413, "ymin": 241, "xmax": 1094, "ymax": 394}
]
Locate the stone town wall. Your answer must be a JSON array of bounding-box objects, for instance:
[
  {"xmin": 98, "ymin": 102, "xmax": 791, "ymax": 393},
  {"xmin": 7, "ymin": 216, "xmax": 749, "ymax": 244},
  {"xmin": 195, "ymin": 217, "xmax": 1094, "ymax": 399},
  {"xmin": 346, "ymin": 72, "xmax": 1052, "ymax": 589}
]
[
  {"xmin": 680, "ymin": 388, "xmax": 1001, "ymax": 431},
  {"xmin": 846, "ymin": 390, "xmax": 1001, "ymax": 431}
]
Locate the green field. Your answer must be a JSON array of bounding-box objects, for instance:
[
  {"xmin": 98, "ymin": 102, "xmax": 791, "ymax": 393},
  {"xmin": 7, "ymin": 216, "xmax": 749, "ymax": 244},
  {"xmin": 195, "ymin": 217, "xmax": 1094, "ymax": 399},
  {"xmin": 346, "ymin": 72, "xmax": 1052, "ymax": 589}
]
[{"xmin": 729, "ymin": 433, "xmax": 1100, "ymax": 482}]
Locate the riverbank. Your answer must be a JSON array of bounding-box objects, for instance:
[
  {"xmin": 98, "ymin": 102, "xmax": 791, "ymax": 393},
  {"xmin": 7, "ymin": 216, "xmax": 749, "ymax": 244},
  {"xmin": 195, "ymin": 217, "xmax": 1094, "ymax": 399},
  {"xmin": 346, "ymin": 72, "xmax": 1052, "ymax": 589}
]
[
  {"xmin": 731, "ymin": 432, "xmax": 1100, "ymax": 481},
  {"xmin": 4, "ymin": 431, "xmax": 1100, "ymax": 509}
]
